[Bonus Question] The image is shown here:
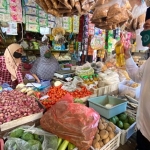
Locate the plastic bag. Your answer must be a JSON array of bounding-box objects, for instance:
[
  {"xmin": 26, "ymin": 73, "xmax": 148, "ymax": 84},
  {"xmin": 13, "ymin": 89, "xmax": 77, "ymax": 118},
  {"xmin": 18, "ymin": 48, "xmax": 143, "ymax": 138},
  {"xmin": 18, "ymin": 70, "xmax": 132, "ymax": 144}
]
[
  {"xmin": 62, "ymin": 76, "xmax": 83, "ymax": 92},
  {"xmin": 4, "ymin": 126, "xmax": 58, "ymax": 150},
  {"xmin": 75, "ymin": 62, "xmax": 94, "ymax": 76},
  {"xmin": 40, "ymin": 94, "xmax": 100, "ymax": 150},
  {"xmin": 131, "ymin": 2, "xmax": 147, "ymax": 19}
]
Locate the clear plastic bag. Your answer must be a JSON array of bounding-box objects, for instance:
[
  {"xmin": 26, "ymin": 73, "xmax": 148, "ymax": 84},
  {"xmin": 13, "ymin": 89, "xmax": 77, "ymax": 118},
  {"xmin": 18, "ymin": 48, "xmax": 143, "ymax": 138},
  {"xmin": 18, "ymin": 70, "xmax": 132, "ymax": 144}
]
[
  {"xmin": 131, "ymin": 2, "xmax": 147, "ymax": 19},
  {"xmin": 75, "ymin": 62, "xmax": 94, "ymax": 76},
  {"xmin": 4, "ymin": 126, "xmax": 58, "ymax": 150},
  {"xmin": 62, "ymin": 76, "xmax": 83, "ymax": 92},
  {"xmin": 40, "ymin": 94, "xmax": 100, "ymax": 150}
]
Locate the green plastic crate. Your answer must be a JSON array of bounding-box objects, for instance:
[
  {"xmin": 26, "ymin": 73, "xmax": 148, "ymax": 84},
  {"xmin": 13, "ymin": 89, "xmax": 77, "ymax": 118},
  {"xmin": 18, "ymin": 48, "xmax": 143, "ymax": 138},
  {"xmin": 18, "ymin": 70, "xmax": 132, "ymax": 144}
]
[{"xmin": 88, "ymin": 95, "xmax": 127, "ymax": 119}]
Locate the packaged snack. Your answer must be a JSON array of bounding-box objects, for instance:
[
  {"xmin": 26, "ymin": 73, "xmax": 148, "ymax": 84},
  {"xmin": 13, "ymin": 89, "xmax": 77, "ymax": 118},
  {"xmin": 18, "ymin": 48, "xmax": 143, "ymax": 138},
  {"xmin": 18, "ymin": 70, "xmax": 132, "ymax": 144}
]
[
  {"xmin": 92, "ymin": 6, "xmax": 109, "ymax": 19},
  {"xmin": 44, "ymin": 0, "xmax": 53, "ymax": 8},
  {"xmin": 107, "ymin": 3, "xmax": 121, "ymax": 18}
]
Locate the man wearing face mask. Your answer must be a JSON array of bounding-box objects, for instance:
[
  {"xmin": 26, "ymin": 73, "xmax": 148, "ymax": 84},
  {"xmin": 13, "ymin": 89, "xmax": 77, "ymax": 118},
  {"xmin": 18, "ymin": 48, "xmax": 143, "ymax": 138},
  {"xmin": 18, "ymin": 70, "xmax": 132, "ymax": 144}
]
[
  {"xmin": 0, "ymin": 43, "xmax": 23, "ymax": 88},
  {"xmin": 30, "ymin": 37, "xmax": 59, "ymax": 84},
  {"xmin": 124, "ymin": 7, "xmax": 150, "ymax": 150}
]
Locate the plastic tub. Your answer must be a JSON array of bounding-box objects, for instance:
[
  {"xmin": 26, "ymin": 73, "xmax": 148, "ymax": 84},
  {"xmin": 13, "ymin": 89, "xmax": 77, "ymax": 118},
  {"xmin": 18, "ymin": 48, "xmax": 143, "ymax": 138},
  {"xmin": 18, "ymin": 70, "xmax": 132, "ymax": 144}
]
[
  {"xmin": 120, "ymin": 111, "xmax": 137, "ymax": 145},
  {"xmin": 88, "ymin": 95, "xmax": 127, "ymax": 119}
]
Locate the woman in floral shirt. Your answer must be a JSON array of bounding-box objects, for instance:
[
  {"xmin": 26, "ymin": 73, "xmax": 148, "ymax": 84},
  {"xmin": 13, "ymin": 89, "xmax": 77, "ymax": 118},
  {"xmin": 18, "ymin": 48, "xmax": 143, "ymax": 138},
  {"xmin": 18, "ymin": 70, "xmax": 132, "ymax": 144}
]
[{"xmin": 0, "ymin": 43, "xmax": 23, "ymax": 88}]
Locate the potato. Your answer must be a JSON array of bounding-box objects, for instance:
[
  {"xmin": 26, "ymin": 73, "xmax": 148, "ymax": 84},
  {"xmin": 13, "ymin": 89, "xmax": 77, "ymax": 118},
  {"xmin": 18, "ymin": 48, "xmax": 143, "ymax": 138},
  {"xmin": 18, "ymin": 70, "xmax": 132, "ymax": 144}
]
[
  {"xmin": 109, "ymin": 131, "xmax": 115, "ymax": 140},
  {"xmin": 108, "ymin": 122, "xmax": 116, "ymax": 131},
  {"xmin": 95, "ymin": 133, "xmax": 101, "ymax": 141},
  {"xmin": 103, "ymin": 137, "xmax": 110, "ymax": 144},
  {"xmin": 99, "ymin": 141, "xmax": 104, "ymax": 147},
  {"xmin": 96, "ymin": 129, "xmax": 100, "ymax": 134},
  {"xmin": 99, "ymin": 123, "xmax": 105, "ymax": 130},
  {"xmin": 103, "ymin": 122, "xmax": 108, "ymax": 129},
  {"xmin": 93, "ymin": 139, "xmax": 98, "ymax": 145},
  {"xmin": 100, "ymin": 130, "xmax": 109, "ymax": 140},
  {"xmin": 106, "ymin": 126, "xmax": 113, "ymax": 132},
  {"xmin": 101, "ymin": 118, "xmax": 106, "ymax": 123},
  {"xmin": 93, "ymin": 142, "xmax": 101, "ymax": 149}
]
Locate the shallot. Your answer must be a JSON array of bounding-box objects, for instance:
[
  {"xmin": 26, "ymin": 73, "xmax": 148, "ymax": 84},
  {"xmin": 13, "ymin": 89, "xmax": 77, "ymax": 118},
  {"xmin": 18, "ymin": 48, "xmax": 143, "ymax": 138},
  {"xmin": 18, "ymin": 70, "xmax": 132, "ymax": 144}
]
[{"xmin": 0, "ymin": 90, "xmax": 43, "ymax": 124}]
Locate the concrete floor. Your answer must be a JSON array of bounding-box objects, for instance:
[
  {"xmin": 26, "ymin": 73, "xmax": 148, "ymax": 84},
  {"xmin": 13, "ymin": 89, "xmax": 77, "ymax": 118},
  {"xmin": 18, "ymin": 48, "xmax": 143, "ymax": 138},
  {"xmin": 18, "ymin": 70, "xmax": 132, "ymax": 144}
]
[{"xmin": 117, "ymin": 134, "xmax": 136, "ymax": 150}]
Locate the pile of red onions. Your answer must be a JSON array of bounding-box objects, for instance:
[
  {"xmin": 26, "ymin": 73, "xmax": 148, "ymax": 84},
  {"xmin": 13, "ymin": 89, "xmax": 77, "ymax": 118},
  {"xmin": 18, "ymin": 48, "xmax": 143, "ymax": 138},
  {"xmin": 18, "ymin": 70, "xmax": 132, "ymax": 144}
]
[{"xmin": 0, "ymin": 90, "xmax": 43, "ymax": 125}]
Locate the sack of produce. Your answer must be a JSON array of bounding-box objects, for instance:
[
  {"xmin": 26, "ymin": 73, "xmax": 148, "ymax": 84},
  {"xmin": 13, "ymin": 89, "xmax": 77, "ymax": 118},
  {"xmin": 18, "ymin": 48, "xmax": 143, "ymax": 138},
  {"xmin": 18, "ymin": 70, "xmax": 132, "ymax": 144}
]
[
  {"xmin": 5, "ymin": 125, "xmax": 58, "ymax": 150},
  {"xmin": 40, "ymin": 94, "xmax": 100, "ymax": 150},
  {"xmin": 75, "ymin": 62, "xmax": 94, "ymax": 76}
]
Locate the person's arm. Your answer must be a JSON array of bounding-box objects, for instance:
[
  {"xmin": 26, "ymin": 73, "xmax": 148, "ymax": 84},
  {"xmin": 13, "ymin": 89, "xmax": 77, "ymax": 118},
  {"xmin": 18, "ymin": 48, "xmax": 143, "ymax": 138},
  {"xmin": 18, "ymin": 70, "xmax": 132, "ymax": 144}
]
[
  {"xmin": 30, "ymin": 59, "xmax": 40, "ymax": 83},
  {"xmin": 16, "ymin": 64, "xmax": 23, "ymax": 83},
  {"xmin": 32, "ymin": 74, "xmax": 40, "ymax": 83},
  {"xmin": 124, "ymin": 46, "xmax": 145, "ymax": 83}
]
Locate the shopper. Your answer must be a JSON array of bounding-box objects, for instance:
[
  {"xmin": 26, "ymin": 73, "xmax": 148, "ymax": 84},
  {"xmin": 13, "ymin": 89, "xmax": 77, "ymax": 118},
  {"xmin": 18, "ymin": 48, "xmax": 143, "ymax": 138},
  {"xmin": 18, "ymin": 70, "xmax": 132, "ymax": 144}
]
[
  {"xmin": 30, "ymin": 38, "xmax": 59, "ymax": 84},
  {"xmin": 0, "ymin": 43, "xmax": 23, "ymax": 88},
  {"xmin": 124, "ymin": 7, "xmax": 150, "ymax": 150}
]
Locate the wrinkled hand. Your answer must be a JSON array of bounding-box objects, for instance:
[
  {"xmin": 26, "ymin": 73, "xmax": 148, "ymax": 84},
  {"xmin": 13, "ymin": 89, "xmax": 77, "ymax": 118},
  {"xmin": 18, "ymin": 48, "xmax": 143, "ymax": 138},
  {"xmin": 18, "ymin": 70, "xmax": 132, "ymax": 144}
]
[{"xmin": 123, "ymin": 41, "xmax": 131, "ymax": 59}]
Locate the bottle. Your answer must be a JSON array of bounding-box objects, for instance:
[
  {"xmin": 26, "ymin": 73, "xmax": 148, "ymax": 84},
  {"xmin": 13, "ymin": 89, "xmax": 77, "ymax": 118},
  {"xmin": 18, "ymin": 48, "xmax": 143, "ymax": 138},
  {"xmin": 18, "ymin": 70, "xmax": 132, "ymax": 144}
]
[
  {"xmin": 115, "ymin": 41, "xmax": 125, "ymax": 67},
  {"xmin": 89, "ymin": 76, "xmax": 94, "ymax": 84}
]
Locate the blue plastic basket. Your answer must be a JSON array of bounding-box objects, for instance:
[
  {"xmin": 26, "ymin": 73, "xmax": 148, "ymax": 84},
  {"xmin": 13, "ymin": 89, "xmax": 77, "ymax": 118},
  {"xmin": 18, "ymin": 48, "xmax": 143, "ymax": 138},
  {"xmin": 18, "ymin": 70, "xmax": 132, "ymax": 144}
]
[{"xmin": 88, "ymin": 95, "xmax": 127, "ymax": 119}]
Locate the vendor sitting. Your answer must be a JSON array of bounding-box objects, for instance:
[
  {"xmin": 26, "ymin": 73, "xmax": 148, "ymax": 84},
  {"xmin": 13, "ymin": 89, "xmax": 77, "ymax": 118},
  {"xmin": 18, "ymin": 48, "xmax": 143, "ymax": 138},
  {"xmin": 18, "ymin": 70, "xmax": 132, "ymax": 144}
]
[{"xmin": 30, "ymin": 40, "xmax": 59, "ymax": 85}]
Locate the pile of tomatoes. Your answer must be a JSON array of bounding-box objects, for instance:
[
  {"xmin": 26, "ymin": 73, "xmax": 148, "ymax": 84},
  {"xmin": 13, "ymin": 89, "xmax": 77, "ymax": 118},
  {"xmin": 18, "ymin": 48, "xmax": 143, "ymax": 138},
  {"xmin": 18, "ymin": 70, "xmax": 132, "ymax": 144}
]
[{"xmin": 40, "ymin": 85, "xmax": 92, "ymax": 109}]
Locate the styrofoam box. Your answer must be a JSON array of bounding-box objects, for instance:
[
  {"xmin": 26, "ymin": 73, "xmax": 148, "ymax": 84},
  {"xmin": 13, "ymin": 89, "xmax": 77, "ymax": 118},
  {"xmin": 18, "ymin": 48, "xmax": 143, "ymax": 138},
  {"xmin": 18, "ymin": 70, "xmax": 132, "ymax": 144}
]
[
  {"xmin": 91, "ymin": 126, "xmax": 121, "ymax": 150},
  {"xmin": 119, "ymin": 80, "xmax": 140, "ymax": 99},
  {"xmin": 97, "ymin": 83, "xmax": 119, "ymax": 96},
  {"xmin": 120, "ymin": 110, "xmax": 137, "ymax": 145}
]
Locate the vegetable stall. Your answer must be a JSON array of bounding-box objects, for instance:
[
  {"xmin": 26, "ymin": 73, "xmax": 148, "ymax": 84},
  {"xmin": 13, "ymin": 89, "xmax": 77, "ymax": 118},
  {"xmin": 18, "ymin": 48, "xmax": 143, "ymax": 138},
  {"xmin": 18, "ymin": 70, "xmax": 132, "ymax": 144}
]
[{"xmin": 0, "ymin": 0, "xmax": 144, "ymax": 149}]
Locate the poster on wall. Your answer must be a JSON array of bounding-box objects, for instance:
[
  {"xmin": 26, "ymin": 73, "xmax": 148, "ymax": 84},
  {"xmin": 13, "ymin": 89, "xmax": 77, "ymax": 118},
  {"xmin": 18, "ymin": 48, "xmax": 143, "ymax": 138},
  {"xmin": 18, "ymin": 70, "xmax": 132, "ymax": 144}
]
[{"xmin": 10, "ymin": 0, "xmax": 23, "ymax": 22}]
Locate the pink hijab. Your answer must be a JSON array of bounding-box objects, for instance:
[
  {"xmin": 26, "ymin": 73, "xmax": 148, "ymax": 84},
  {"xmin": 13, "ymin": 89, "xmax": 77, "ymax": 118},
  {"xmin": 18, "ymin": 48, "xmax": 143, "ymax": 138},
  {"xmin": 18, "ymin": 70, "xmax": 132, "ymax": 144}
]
[{"xmin": 4, "ymin": 43, "xmax": 22, "ymax": 81}]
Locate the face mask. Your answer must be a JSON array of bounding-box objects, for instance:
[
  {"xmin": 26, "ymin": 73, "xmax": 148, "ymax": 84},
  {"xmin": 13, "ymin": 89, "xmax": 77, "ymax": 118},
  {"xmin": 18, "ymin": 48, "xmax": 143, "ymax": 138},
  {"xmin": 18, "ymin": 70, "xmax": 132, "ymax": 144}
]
[
  {"xmin": 140, "ymin": 30, "xmax": 150, "ymax": 46},
  {"xmin": 13, "ymin": 52, "xmax": 22, "ymax": 58},
  {"xmin": 44, "ymin": 51, "xmax": 51, "ymax": 58}
]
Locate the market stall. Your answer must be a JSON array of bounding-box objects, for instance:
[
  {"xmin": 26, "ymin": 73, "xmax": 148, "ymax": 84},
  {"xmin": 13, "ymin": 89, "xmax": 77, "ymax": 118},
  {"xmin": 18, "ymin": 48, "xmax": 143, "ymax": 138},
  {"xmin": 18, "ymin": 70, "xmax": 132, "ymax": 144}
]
[{"xmin": 0, "ymin": 0, "xmax": 148, "ymax": 149}]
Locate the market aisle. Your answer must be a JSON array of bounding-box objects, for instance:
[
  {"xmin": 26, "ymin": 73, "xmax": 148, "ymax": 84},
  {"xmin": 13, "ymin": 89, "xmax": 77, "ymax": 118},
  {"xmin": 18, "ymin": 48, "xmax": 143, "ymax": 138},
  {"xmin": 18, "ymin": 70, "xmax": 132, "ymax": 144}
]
[{"xmin": 117, "ymin": 134, "xmax": 136, "ymax": 150}]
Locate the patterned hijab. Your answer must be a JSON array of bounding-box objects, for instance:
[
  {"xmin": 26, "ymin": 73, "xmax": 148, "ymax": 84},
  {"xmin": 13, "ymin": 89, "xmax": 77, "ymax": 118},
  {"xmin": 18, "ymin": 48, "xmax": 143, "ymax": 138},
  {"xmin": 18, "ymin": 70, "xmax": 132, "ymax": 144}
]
[
  {"xmin": 4, "ymin": 43, "xmax": 22, "ymax": 81},
  {"xmin": 30, "ymin": 45, "xmax": 59, "ymax": 80}
]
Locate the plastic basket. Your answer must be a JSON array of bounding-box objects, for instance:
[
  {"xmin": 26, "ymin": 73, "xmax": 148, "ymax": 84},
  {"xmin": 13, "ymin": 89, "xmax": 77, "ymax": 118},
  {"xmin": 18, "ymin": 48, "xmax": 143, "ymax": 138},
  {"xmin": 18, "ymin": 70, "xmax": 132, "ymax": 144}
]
[
  {"xmin": 97, "ymin": 83, "xmax": 119, "ymax": 96},
  {"xmin": 88, "ymin": 95, "xmax": 127, "ymax": 119},
  {"xmin": 119, "ymin": 80, "xmax": 140, "ymax": 99},
  {"xmin": 91, "ymin": 126, "xmax": 121, "ymax": 150},
  {"xmin": 120, "ymin": 110, "xmax": 137, "ymax": 145}
]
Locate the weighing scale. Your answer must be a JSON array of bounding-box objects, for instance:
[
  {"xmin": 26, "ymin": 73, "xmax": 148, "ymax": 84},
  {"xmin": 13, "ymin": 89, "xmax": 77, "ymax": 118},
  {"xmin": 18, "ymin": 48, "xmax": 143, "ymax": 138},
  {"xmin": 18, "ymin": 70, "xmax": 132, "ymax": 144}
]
[{"xmin": 54, "ymin": 70, "xmax": 75, "ymax": 79}]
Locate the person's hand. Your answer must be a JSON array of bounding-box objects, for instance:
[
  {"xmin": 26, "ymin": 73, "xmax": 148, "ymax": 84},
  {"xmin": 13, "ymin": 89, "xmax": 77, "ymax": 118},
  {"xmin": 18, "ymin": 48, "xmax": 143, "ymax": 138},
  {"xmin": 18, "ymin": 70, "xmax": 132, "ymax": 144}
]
[
  {"xmin": 37, "ymin": 79, "xmax": 40, "ymax": 83},
  {"xmin": 123, "ymin": 41, "xmax": 131, "ymax": 59}
]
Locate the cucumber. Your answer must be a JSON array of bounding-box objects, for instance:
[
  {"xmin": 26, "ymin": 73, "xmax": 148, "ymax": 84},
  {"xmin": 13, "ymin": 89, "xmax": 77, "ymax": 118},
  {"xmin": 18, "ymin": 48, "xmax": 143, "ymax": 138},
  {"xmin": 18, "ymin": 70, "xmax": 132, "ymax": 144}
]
[
  {"xmin": 58, "ymin": 140, "xmax": 69, "ymax": 150},
  {"xmin": 57, "ymin": 138, "xmax": 63, "ymax": 148},
  {"xmin": 68, "ymin": 143, "xmax": 75, "ymax": 150}
]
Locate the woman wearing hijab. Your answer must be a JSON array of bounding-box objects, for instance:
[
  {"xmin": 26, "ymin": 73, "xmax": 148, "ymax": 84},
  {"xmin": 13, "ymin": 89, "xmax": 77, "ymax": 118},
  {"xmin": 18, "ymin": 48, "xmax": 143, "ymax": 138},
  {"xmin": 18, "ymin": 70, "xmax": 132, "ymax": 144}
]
[
  {"xmin": 30, "ymin": 44, "xmax": 59, "ymax": 84},
  {"xmin": 0, "ymin": 43, "xmax": 23, "ymax": 88}
]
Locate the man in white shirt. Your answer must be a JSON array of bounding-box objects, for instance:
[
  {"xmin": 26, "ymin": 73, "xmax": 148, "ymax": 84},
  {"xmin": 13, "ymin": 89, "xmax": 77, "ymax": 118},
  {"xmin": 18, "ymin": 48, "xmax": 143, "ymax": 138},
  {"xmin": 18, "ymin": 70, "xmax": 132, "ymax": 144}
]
[{"xmin": 124, "ymin": 7, "xmax": 150, "ymax": 150}]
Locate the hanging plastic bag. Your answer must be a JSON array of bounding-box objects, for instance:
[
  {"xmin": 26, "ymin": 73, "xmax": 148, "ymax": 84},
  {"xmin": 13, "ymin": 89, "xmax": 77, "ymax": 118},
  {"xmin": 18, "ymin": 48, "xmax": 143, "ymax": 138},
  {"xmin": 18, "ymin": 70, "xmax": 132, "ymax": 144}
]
[
  {"xmin": 132, "ymin": 2, "xmax": 147, "ymax": 19},
  {"xmin": 40, "ymin": 94, "xmax": 100, "ymax": 150},
  {"xmin": 4, "ymin": 125, "xmax": 58, "ymax": 150}
]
